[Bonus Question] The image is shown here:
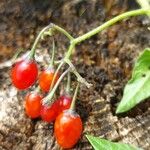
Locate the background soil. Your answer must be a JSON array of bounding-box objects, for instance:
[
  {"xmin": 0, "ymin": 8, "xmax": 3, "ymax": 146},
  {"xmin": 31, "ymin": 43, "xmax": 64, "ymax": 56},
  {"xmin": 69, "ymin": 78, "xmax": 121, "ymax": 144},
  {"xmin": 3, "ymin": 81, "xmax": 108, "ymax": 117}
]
[{"xmin": 0, "ymin": 0, "xmax": 150, "ymax": 150}]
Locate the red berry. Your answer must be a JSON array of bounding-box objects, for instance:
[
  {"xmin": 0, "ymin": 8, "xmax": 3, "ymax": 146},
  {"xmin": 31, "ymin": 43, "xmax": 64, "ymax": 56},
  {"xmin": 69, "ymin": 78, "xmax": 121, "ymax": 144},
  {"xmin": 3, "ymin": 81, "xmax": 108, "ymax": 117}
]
[
  {"xmin": 25, "ymin": 92, "xmax": 42, "ymax": 119},
  {"xmin": 41, "ymin": 100, "xmax": 60, "ymax": 123},
  {"xmin": 57, "ymin": 95, "xmax": 72, "ymax": 114},
  {"xmin": 39, "ymin": 68, "xmax": 59, "ymax": 92},
  {"xmin": 11, "ymin": 59, "xmax": 38, "ymax": 90},
  {"xmin": 41, "ymin": 95, "xmax": 72, "ymax": 123},
  {"xmin": 54, "ymin": 110, "xmax": 83, "ymax": 149}
]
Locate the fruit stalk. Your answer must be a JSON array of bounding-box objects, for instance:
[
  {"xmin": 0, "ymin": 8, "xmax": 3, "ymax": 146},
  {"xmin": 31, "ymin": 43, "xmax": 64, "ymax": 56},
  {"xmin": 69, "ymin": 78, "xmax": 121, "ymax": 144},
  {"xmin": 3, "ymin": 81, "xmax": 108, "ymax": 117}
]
[
  {"xmin": 50, "ymin": 9, "xmax": 150, "ymax": 90},
  {"xmin": 70, "ymin": 83, "xmax": 80, "ymax": 110},
  {"xmin": 49, "ymin": 38, "xmax": 56, "ymax": 68},
  {"xmin": 66, "ymin": 71, "xmax": 71, "ymax": 95},
  {"xmin": 29, "ymin": 24, "xmax": 51, "ymax": 59},
  {"xmin": 73, "ymin": 9, "xmax": 150, "ymax": 44},
  {"xmin": 43, "ymin": 67, "xmax": 71, "ymax": 105}
]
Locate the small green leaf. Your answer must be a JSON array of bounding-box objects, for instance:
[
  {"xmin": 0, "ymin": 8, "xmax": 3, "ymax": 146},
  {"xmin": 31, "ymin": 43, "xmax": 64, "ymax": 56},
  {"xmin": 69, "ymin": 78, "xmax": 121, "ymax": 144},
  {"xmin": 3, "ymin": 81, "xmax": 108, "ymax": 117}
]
[
  {"xmin": 116, "ymin": 48, "xmax": 150, "ymax": 113},
  {"xmin": 86, "ymin": 135, "xmax": 140, "ymax": 150}
]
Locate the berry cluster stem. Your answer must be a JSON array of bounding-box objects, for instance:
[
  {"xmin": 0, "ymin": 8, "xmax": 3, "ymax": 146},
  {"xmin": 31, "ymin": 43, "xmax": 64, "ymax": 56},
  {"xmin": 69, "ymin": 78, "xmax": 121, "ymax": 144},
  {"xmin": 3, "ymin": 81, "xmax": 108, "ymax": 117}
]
[
  {"xmin": 66, "ymin": 71, "xmax": 71, "ymax": 95},
  {"xmin": 51, "ymin": 23, "xmax": 74, "ymax": 41},
  {"xmin": 43, "ymin": 67, "xmax": 71, "ymax": 105},
  {"xmin": 35, "ymin": 8, "xmax": 150, "ymax": 106},
  {"xmin": 49, "ymin": 60, "xmax": 65, "ymax": 92},
  {"xmin": 65, "ymin": 59, "xmax": 92, "ymax": 88},
  {"xmin": 49, "ymin": 9, "xmax": 150, "ymax": 88},
  {"xmin": 12, "ymin": 48, "xmax": 24, "ymax": 62},
  {"xmin": 70, "ymin": 83, "xmax": 80, "ymax": 110},
  {"xmin": 29, "ymin": 24, "xmax": 51, "ymax": 59},
  {"xmin": 58, "ymin": 9, "xmax": 150, "ymax": 61},
  {"xmin": 48, "ymin": 38, "xmax": 56, "ymax": 68},
  {"xmin": 72, "ymin": 9, "xmax": 150, "ymax": 44}
]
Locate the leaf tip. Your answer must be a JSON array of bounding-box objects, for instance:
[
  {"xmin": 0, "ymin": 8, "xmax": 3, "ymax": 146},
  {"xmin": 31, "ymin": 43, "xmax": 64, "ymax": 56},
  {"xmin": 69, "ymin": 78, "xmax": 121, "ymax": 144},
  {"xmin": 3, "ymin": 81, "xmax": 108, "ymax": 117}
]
[
  {"xmin": 116, "ymin": 105, "xmax": 122, "ymax": 114},
  {"xmin": 116, "ymin": 105, "xmax": 126, "ymax": 114},
  {"xmin": 115, "ymin": 109, "xmax": 120, "ymax": 114}
]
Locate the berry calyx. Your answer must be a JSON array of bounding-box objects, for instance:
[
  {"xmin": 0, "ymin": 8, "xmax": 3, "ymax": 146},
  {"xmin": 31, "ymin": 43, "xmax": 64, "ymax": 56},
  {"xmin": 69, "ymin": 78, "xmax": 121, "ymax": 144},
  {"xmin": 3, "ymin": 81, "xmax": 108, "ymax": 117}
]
[
  {"xmin": 54, "ymin": 109, "xmax": 83, "ymax": 149},
  {"xmin": 25, "ymin": 92, "xmax": 42, "ymax": 119},
  {"xmin": 11, "ymin": 59, "xmax": 38, "ymax": 90},
  {"xmin": 39, "ymin": 68, "xmax": 59, "ymax": 92}
]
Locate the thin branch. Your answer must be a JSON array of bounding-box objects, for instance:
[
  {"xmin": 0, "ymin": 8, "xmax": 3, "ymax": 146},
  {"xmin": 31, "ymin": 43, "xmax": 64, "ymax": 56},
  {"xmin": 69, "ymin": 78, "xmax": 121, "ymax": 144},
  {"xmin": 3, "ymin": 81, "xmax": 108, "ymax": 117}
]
[{"xmin": 65, "ymin": 59, "xmax": 92, "ymax": 88}]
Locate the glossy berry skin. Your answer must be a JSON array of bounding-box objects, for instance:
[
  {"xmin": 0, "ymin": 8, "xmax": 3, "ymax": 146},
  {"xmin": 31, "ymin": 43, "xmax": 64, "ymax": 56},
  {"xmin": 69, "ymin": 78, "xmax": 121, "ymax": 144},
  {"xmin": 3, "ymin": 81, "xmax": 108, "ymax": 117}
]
[
  {"xmin": 41, "ymin": 95, "xmax": 72, "ymax": 123},
  {"xmin": 25, "ymin": 92, "xmax": 42, "ymax": 119},
  {"xmin": 57, "ymin": 95, "xmax": 72, "ymax": 114},
  {"xmin": 54, "ymin": 110, "xmax": 83, "ymax": 149},
  {"xmin": 11, "ymin": 59, "xmax": 38, "ymax": 90},
  {"xmin": 39, "ymin": 68, "xmax": 59, "ymax": 92},
  {"xmin": 41, "ymin": 100, "xmax": 60, "ymax": 123}
]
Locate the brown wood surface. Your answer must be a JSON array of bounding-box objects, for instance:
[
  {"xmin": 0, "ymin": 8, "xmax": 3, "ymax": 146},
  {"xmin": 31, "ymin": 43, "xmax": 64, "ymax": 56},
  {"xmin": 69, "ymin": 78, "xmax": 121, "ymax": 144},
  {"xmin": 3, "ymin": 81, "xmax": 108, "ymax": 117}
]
[{"xmin": 0, "ymin": 0, "xmax": 150, "ymax": 150}]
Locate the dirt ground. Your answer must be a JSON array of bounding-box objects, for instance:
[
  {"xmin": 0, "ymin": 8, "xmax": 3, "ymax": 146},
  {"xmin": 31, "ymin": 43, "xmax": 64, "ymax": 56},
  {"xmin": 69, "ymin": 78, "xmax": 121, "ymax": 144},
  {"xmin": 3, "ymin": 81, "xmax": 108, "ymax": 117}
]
[{"xmin": 0, "ymin": 0, "xmax": 150, "ymax": 150}]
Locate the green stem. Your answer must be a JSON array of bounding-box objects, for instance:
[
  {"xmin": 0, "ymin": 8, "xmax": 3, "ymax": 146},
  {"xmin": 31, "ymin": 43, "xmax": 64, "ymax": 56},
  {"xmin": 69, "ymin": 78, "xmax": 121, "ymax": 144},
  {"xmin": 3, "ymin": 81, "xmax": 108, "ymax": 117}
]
[
  {"xmin": 70, "ymin": 83, "xmax": 80, "ymax": 110},
  {"xmin": 73, "ymin": 9, "xmax": 150, "ymax": 44},
  {"xmin": 49, "ymin": 44, "xmax": 75, "ymax": 92},
  {"xmin": 49, "ymin": 60, "xmax": 65, "ymax": 92},
  {"xmin": 12, "ymin": 48, "xmax": 24, "ymax": 62},
  {"xmin": 52, "ymin": 23, "xmax": 74, "ymax": 41},
  {"xmin": 49, "ymin": 38, "xmax": 55, "ymax": 67},
  {"xmin": 65, "ymin": 43, "xmax": 75, "ymax": 59},
  {"xmin": 66, "ymin": 71, "xmax": 71, "ymax": 95},
  {"xmin": 62, "ymin": 9, "xmax": 150, "ymax": 61},
  {"xmin": 42, "ymin": 8, "xmax": 150, "ymax": 104},
  {"xmin": 43, "ymin": 68, "xmax": 71, "ymax": 105},
  {"xmin": 29, "ymin": 24, "xmax": 51, "ymax": 59},
  {"xmin": 65, "ymin": 58, "xmax": 92, "ymax": 88}
]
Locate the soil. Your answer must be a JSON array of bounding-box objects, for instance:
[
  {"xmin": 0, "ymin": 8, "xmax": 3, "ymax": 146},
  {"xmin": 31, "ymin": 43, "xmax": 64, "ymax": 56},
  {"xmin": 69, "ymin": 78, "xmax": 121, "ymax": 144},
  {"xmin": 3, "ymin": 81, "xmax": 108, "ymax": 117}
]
[{"xmin": 0, "ymin": 0, "xmax": 150, "ymax": 150}]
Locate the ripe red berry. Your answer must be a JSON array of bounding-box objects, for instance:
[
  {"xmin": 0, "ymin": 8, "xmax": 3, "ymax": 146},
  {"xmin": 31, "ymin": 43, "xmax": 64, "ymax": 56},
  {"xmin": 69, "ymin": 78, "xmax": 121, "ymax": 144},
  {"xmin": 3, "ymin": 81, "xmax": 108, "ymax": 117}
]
[
  {"xmin": 41, "ymin": 95, "xmax": 72, "ymax": 123},
  {"xmin": 39, "ymin": 68, "xmax": 59, "ymax": 92},
  {"xmin": 54, "ymin": 110, "xmax": 83, "ymax": 149},
  {"xmin": 11, "ymin": 59, "xmax": 38, "ymax": 90},
  {"xmin": 41, "ymin": 100, "xmax": 60, "ymax": 123},
  {"xmin": 57, "ymin": 95, "xmax": 72, "ymax": 114},
  {"xmin": 25, "ymin": 92, "xmax": 42, "ymax": 119}
]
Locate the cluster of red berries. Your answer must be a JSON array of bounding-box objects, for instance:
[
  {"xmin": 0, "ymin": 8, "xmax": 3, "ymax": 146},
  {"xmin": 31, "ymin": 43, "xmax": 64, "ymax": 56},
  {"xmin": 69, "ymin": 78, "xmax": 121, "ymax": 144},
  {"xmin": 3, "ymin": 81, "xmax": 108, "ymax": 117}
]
[{"xmin": 10, "ymin": 55, "xmax": 83, "ymax": 149}]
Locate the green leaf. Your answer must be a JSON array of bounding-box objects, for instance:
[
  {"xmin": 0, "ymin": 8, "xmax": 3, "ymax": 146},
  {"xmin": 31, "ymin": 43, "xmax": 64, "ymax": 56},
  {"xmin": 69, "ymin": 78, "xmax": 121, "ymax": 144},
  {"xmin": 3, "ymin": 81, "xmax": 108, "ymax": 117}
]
[
  {"xmin": 116, "ymin": 48, "xmax": 150, "ymax": 113},
  {"xmin": 86, "ymin": 135, "xmax": 140, "ymax": 150}
]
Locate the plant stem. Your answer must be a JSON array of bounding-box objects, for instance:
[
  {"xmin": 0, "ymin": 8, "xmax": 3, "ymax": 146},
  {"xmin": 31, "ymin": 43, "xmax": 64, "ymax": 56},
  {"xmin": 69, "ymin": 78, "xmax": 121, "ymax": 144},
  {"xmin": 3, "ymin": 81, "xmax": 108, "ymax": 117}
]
[
  {"xmin": 42, "ymin": 9, "xmax": 150, "ymax": 104},
  {"xmin": 70, "ymin": 83, "xmax": 80, "ymax": 110},
  {"xmin": 51, "ymin": 23, "xmax": 74, "ymax": 41},
  {"xmin": 49, "ymin": 38, "xmax": 55, "ymax": 67},
  {"xmin": 29, "ymin": 24, "xmax": 51, "ymax": 59},
  {"xmin": 65, "ymin": 58, "xmax": 92, "ymax": 88},
  {"xmin": 49, "ymin": 43, "xmax": 75, "ymax": 92},
  {"xmin": 43, "ymin": 68, "xmax": 71, "ymax": 105},
  {"xmin": 62, "ymin": 9, "xmax": 150, "ymax": 61},
  {"xmin": 66, "ymin": 71, "xmax": 71, "ymax": 95},
  {"xmin": 65, "ymin": 43, "xmax": 75, "ymax": 59},
  {"xmin": 73, "ymin": 9, "xmax": 150, "ymax": 44},
  {"xmin": 49, "ymin": 60, "xmax": 65, "ymax": 92},
  {"xmin": 12, "ymin": 48, "xmax": 24, "ymax": 62}
]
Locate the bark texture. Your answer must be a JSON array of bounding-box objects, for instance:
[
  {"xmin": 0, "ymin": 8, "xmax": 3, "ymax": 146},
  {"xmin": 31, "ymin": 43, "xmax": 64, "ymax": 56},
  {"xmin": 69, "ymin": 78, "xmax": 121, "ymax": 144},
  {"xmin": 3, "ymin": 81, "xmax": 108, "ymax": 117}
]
[{"xmin": 0, "ymin": 0, "xmax": 150, "ymax": 150}]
